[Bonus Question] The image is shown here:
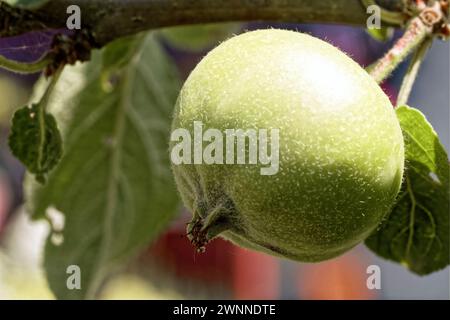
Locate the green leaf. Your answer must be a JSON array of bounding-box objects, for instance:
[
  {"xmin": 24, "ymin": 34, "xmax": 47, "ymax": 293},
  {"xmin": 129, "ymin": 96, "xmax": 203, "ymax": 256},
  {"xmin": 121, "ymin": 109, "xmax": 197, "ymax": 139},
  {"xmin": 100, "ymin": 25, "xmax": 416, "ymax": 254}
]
[
  {"xmin": 365, "ymin": 105, "xmax": 449, "ymax": 275},
  {"xmin": 25, "ymin": 33, "xmax": 181, "ymax": 299},
  {"xmin": 2, "ymin": 0, "xmax": 50, "ymax": 9},
  {"xmin": 8, "ymin": 103, "xmax": 62, "ymax": 184},
  {"xmin": 366, "ymin": 27, "xmax": 394, "ymax": 42}
]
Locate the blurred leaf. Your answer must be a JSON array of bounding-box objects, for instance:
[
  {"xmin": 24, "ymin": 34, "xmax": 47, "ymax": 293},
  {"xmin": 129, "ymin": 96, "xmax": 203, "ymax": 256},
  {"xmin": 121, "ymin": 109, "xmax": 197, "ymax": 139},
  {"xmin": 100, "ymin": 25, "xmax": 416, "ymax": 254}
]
[
  {"xmin": 8, "ymin": 103, "xmax": 62, "ymax": 184},
  {"xmin": 366, "ymin": 106, "xmax": 449, "ymax": 275},
  {"xmin": 366, "ymin": 27, "xmax": 394, "ymax": 42},
  {"xmin": 0, "ymin": 76, "xmax": 30, "ymax": 123},
  {"xmin": 25, "ymin": 33, "xmax": 181, "ymax": 299},
  {"xmin": 160, "ymin": 23, "xmax": 241, "ymax": 52},
  {"xmin": 2, "ymin": 0, "xmax": 50, "ymax": 9}
]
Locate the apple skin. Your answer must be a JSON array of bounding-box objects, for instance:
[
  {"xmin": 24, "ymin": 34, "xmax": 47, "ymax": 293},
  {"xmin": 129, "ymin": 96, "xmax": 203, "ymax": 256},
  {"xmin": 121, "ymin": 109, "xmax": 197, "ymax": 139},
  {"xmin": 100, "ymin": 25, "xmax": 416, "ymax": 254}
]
[{"xmin": 171, "ymin": 29, "xmax": 404, "ymax": 262}]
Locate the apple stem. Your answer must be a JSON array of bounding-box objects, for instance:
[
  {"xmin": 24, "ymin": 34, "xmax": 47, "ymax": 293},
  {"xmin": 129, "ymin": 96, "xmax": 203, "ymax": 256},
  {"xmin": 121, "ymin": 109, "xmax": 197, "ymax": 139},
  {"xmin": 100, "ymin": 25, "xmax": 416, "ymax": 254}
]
[
  {"xmin": 396, "ymin": 36, "xmax": 433, "ymax": 106},
  {"xmin": 369, "ymin": 2, "xmax": 443, "ymax": 84}
]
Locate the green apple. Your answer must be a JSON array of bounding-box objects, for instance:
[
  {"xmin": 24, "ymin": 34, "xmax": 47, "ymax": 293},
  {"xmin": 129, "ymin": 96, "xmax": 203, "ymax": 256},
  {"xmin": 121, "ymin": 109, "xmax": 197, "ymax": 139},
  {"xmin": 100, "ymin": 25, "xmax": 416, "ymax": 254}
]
[{"xmin": 170, "ymin": 29, "xmax": 404, "ymax": 262}]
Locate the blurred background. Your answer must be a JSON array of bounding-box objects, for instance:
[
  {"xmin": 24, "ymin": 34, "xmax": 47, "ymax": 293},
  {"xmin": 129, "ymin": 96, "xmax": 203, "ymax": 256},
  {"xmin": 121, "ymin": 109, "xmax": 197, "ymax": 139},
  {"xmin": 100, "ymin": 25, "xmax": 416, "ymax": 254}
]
[{"xmin": 0, "ymin": 22, "xmax": 449, "ymax": 299}]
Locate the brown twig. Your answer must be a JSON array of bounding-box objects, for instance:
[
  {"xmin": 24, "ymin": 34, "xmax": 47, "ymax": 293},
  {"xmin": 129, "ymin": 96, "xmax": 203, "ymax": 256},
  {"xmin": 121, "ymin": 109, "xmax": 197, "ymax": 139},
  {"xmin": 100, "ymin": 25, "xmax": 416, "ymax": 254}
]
[
  {"xmin": 0, "ymin": 0, "xmax": 405, "ymax": 47},
  {"xmin": 369, "ymin": 1, "xmax": 444, "ymax": 83}
]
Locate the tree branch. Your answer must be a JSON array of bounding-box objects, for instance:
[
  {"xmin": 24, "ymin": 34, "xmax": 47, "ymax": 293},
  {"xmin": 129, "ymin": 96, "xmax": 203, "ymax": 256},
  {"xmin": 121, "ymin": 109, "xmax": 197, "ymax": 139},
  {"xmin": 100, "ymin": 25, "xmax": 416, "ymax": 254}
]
[
  {"xmin": 369, "ymin": 1, "xmax": 444, "ymax": 84},
  {"xmin": 1, "ymin": 0, "xmax": 405, "ymax": 47}
]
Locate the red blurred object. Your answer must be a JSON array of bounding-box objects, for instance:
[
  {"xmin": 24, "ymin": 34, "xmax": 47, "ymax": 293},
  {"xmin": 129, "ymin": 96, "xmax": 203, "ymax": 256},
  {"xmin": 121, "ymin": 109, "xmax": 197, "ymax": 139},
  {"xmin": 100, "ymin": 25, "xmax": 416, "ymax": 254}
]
[
  {"xmin": 297, "ymin": 252, "xmax": 377, "ymax": 300},
  {"xmin": 149, "ymin": 219, "xmax": 280, "ymax": 299},
  {"xmin": 232, "ymin": 247, "xmax": 280, "ymax": 299},
  {"xmin": 151, "ymin": 230, "xmax": 235, "ymax": 284}
]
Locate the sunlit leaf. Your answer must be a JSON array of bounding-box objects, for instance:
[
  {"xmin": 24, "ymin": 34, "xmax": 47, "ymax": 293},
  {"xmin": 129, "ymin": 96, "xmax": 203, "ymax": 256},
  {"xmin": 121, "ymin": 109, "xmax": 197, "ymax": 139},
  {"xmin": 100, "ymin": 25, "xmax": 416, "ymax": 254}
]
[
  {"xmin": 26, "ymin": 33, "xmax": 181, "ymax": 298},
  {"xmin": 366, "ymin": 105, "xmax": 449, "ymax": 275}
]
